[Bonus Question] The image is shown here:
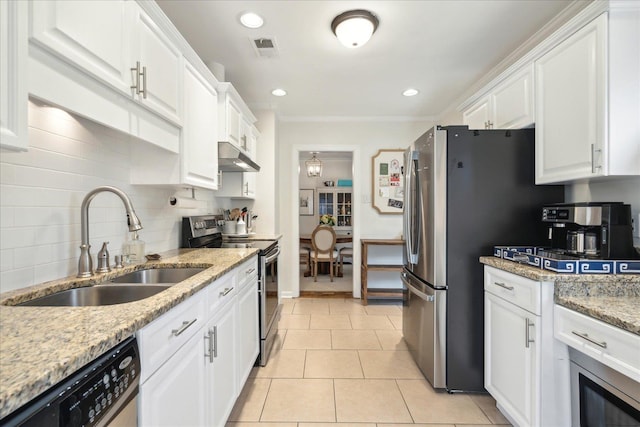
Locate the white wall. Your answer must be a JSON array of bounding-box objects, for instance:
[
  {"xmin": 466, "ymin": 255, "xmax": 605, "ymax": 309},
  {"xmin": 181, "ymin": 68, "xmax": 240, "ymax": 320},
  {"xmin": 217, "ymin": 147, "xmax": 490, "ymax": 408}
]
[
  {"xmin": 252, "ymin": 110, "xmax": 277, "ymax": 234},
  {"xmin": 0, "ymin": 101, "xmax": 223, "ymax": 293},
  {"xmin": 278, "ymin": 119, "xmax": 432, "ymax": 298}
]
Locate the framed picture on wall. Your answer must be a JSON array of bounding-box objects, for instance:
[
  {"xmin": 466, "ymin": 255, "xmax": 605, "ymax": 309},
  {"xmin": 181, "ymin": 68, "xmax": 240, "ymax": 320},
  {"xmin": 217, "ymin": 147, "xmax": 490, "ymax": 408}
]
[
  {"xmin": 372, "ymin": 149, "xmax": 404, "ymax": 214},
  {"xmin": 299, "ymin": 189, "xmax": 314, "ymax": 215}
]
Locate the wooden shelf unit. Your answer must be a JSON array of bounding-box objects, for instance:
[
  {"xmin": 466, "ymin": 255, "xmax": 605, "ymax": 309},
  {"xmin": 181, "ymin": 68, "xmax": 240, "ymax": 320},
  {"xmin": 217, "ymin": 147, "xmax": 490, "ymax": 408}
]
[{"xmin": 360, "ymin": 239, "xmax": 404, "ymax": 305}]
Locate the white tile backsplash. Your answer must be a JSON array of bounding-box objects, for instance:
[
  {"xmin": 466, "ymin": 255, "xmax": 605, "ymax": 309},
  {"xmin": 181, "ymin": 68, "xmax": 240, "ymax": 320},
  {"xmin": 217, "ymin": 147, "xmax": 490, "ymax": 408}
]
[{"xmin": 0, "ymin": 101, "xmax": 222, "ymax": 293}]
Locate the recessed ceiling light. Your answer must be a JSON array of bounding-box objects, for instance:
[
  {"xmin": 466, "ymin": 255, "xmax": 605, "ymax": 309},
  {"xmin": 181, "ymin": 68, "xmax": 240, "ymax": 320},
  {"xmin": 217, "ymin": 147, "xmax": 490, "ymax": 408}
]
[
  {"xmin": 271, "ymin": 89, "xmax": 287, "ymax": 97},
  {"xmin": 403, "ymin": 88, "xmax": 419, "ymax": 97},
  {"xmin": 240, "ymin": 12, "xmax": 264, "ymax": 29}
]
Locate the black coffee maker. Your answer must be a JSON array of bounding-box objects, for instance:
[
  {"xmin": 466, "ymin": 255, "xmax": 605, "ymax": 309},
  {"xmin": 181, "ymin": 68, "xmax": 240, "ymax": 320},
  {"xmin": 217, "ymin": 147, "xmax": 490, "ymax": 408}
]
[{"xmin": 541, "ymin": 202, "xmax": 638, "ymax": 260}]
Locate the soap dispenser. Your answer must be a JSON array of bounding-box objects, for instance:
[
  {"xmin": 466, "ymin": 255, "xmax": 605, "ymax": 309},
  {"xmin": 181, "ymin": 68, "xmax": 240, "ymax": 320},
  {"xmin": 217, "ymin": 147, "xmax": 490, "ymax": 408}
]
[
  {"xmin": 123, "ymin": 231, "xmax": 145, "ymax": 264},
  {"xmin": 96, "ymin": 241, "xmax": 111, "ymax": 273}
]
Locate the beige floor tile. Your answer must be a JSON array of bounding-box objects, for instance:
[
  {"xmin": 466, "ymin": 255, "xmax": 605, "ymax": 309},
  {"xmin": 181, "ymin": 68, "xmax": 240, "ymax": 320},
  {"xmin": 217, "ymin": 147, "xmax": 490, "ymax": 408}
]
[
  {"xmin": 300, "ymin": 424, "xmax": 376, "ymax": 427},
  {"xmin": 278, "ymin": 313, "xmax": 310, "ymax": 329},
  {"xmin": 364, "ymin": 304, "xmax": 402, "ymax": 315},
  {"xmin": 292, "ymin": 300, "xmax": 330, "ymax": 314},
  {"xmin": 397, "ymin": 379, "xmax": 491, "ymax": 424},
  {"xmin": 349, "ymin": 314, "xmax": 395, "ymax": 330},
  {"xmin": 455, "ymin": 425, "xmax": 511, "ymax": 427},
  {"xmin": 227, "ymin": 423, "xmax": 297, "ymax": 427},
  {"xmin": 379, "ymin": 425, "xmax": 454, "ymax": 427},
  {"xmin": 282, "ymin": 329, "xmax": 332, "ymax": 349},
  {"xmin": 331, "ymin": 330, "xmax": 382, "ymax": 350},
  {"xmin": 261, "ymin": 379, "xmax": 336, "ymax": 422},
  {"xmin": 375, "ymin": 330, "xmax": 408, "ymax": 350},
  {"xmin": 388, "ymin": 315, "xmax": 403, "ymax": 330},
  {"xmin": 329, "ymin": 300, "xmax": 368, "ymax": 314},
  {"xmin": 228, "ymin": 378, "xmax": 271, "ymax": 422},
  {"xmin": 252, "ymin": 349, "xmax": 306, "ymax": 378},
  {"xmin": 334, "ymin": 379, "xmax": 412, "ymax": 423},
  {"xmin": 310, "ymin": 313, "xmax": 353, "ymax": 329},
  {"xmin": 471, "ymin": 394, "xmax": 512, "ymax": 425},
  {"xmin": 304, "ymin": 350, "xmax": 363, "ymax": 378},
  {"xmin": 280, "ymin": 298, "xmax": 295, "ymax": 315},
  {"xmin": 359, "ymin": 350, "xmax": 424, "ymax": 379}
]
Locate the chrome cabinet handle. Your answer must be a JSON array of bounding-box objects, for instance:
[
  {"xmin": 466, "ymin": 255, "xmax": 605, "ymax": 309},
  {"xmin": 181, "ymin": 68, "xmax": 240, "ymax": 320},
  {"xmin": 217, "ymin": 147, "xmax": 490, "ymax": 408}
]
[
  {"xmin": 205, "ymin": 329, "xmax": 214, "ymax": 363},
  {"xmin": 130, "ymin": 61, "xmax": 141, "ymax": 94},
  {"xmin": 141, "ymin": 65, "xmax": 147, "ymax": 99},
  {"xmin": 245, "ymin": 182, "xmax": 249, "ymax": 195},
  {"xmin": 220, "ymin": 287, "xmax": 234, "ymax": 297},
  {"xmin": 494, "ymin": 281, "xmax": 514, "ymax": 291},
  {"xmin": 171, "ymin": 318, "xmax": 197, "ymax": 336},
  {"xmin": 525, "ymin": 318, "xmax": 534, "ymax": 348},
  {"xmin": 591, "ymin": 144, "xmax": 602, "ymax": 174},
  {"xmin": 572, "ymin": 331, "xmax": 607, "ymax": 349},
  {"xmin": 245, "ymin": 267, "xmax": 256, "ymax": 275},
  {"xmin": 213, "ymin": 325, "xmax": 218, "ymax": 358}
]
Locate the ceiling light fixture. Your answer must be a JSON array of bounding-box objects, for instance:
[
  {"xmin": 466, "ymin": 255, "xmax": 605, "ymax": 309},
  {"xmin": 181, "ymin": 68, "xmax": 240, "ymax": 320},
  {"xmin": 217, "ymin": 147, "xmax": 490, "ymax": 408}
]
[
  {"xmin": 331, "ymin": 9, "xmax": 379, "ymax": 48},
  {"xmin": 271, "ymin": 88, "xmax": 287, "ymax": 97},
  {"xmin": 240, "ymin": 12, "xmax": 264, "ymax": 29},
  {"xmin": 403, "ymin": 89, "xmax": 419, "ymax": 97},
  {"xmin": 305, "ymin": 152, "xmax": 323, "ymax": 177}
]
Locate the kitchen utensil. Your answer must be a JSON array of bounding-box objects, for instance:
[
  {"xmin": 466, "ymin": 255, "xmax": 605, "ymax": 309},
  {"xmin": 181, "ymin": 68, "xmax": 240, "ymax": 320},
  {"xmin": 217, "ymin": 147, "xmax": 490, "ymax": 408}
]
[{"xmin": 223, "ymin": 221, "xmax": 236, "ymax": 234}]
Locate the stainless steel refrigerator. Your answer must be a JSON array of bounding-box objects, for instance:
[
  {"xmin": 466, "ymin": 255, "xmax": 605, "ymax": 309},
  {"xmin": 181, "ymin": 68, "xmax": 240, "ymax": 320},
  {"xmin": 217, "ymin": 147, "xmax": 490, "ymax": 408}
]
[{"xmin": 401, "ymin": 125, "xmax": 564, "ymax": 392}]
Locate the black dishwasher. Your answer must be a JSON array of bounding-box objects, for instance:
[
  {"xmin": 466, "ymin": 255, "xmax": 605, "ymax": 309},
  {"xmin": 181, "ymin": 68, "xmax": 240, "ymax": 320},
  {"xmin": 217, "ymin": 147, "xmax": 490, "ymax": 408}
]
[{"xmin": 2, "ymin": 336, "xmax": 139, "ymax": 427}]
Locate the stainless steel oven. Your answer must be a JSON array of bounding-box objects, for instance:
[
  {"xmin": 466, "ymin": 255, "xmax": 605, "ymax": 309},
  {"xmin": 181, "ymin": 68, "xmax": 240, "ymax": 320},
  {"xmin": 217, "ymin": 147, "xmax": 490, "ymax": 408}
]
[{"xmin": 569, "ymin": 348, "xmax": 640, "ymax": 426}]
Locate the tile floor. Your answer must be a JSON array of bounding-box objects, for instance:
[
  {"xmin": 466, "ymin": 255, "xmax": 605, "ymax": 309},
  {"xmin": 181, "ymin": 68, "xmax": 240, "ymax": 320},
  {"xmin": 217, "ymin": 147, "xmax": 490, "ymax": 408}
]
[
  {"xmin": 300, "ymin": 264, "xmax": 353, "ymax": 293},
  {"xmin": 227, "ymin": 297, "xmax": 512, "ymax": 427}
]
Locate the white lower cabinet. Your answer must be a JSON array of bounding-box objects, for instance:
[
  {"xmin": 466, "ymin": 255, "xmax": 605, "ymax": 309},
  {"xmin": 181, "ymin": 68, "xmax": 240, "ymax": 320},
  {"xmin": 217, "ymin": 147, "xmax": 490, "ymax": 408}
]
[
  {"xmin": 484, "ymin": 266, "xmax": 570, "ymax": 427},
  {"xmin": 138, "ymin": 329, "xmax": 207, "ymax": 427},
  {"xmin": 138, "ymin": 255, "xmax": 259, "ymax": 427}
]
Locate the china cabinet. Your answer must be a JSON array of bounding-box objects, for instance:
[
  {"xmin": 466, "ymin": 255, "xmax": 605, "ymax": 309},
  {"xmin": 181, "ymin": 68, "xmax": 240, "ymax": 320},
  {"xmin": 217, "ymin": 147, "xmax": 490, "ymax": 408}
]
[{"xmin": 317, "ymin": 187, "xmax": 353, "ymax": 231}]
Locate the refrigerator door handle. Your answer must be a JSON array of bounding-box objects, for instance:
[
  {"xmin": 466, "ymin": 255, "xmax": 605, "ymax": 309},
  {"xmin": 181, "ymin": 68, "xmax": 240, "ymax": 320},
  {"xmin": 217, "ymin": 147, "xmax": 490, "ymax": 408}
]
[
  {"xmin": 405, "ymin": 151, "xmax": 420, "ymax": 265},
  {"xmin": 401, "ymin": 272, "xmax": 434, "ymax": 302}
]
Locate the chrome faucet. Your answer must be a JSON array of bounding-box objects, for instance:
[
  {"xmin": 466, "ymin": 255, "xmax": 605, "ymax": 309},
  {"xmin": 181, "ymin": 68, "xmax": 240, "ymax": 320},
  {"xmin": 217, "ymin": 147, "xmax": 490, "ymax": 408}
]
[{"xmin": 77, "ymin": 186, "xmax": 143, "ymax": 278}]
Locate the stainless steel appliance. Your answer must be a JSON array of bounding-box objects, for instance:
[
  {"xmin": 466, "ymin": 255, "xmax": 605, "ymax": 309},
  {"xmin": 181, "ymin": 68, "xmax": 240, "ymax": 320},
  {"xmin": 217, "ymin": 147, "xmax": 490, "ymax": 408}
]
[
  {"xmin": 181, "ymin": 215, "xmax": 281, "ymax": 366},
  {"xmin": 218, "ymin": 141, "xmax": 260, "ymax": 172},
  {"xmin": 2, "ymin": 337, "xmax": 139, "ymax": 426},
  {"xmin": 569, "ymin": 348, "xmax": 640, "ymax": 426},
  {"xmin": 542, "ymin": 202, "xmax": 638, "ymax": 260},
  {"xmin": 402, "ymin": 125, "xmax": 564, "ymax": 392}
]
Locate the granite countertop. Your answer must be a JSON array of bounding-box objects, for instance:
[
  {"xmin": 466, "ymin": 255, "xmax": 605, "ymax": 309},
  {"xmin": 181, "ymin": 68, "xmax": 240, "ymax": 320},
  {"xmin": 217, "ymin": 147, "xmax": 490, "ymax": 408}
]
[
  {"xmin": 480, "ymin": 256, "xmax": 640, "ymax": 336},
  {"xmin": 0, "ymin": 248, "xmax": 259, "ymax": 420}
]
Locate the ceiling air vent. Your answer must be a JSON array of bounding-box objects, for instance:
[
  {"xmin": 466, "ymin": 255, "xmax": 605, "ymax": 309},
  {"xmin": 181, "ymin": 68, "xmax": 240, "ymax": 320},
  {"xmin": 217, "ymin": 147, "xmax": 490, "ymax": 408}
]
[{"xmin": 251, "ymin": 37, "xmax": 279, "ymax": 58}]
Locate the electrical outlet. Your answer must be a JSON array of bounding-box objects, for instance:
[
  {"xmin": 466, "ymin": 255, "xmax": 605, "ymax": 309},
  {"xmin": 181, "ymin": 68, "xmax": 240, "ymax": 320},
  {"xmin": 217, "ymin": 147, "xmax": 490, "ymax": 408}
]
[{"xmin": 362, "ymin": 194, "xmax": 371, "ymax": 204}]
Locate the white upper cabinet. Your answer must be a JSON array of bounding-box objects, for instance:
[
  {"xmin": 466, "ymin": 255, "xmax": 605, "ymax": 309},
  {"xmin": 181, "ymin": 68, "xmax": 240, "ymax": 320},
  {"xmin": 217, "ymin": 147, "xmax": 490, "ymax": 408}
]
[
  {"xmin": 29, "ymin": 0, "xmax": 132, "ymax": 94},
  {"xmin": 217, "ymin": 82, "xmax": 257, "ymax": 152},
  {"xmin": 0, "ymin": 0, "xmax": 28, "ymax": 152},
  {"xmin": 535, "ymin": 9, "xmax": 640, "ymax": 184},
  {"xmin": 182, "ymin": 61, "xmax": 219, "ymax": 189},
  {"xmin": 462, "ymin": 64, "xmax": 534, "ymax": 130},
  {"xmin": 130, "ymin": 5, "xmax": 182, "ymax": 124}
]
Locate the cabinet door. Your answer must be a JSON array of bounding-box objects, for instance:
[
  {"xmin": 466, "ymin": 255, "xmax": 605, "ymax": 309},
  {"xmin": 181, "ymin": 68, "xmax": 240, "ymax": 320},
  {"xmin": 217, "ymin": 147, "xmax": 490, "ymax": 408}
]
[
  {"xmin": 242, "ymin": 173, "xmax": 256, "ymax": 198},
  {"xmin": 463, "ymin": 96, "xmax": 491, "ymax": 130},
  {"xmin": 237, "ymin": 279, "xmax": 259, "ymax": 386},
  {"xmin": 131, "ymin": 5, "xmax": 182, "ymax": 124},
  {"xmin": 182, "ymin": 62, "xmax": 218, "ymax": 189},
  {"xmin": 335, "ymin": 190, "xmax": 353, "ymax": 228},
  {"xmin": 317, "ymin": 190, "xmax": 335, "ymax": 217},
  {"xmin": 221, "ymin": 97, "xmax": 242, "ymax": 147},
  {"xmin": 0, "ymin": 0, "xmax": 28, "ymax": 152},
  {"xmin": 535, "ymin": 14, "xmax": 606, "ymax": 184},
  {"xmin": 492, "ymin": 65, "xmax": 534, "ymax": 129},
  {"xmin": 138, "ymin": 329, "xmax": 207, "ymax": 427},
  {"xmin": 207, "ymin": 305, "xmax": 237, "ymax": 427},
  {"xmin": 29, "ymin": 0, "xmax": 131, "ymax": 94},
  {"xmin": 485, "ymin": 292, "xmax": 539, "ymax": 427}
]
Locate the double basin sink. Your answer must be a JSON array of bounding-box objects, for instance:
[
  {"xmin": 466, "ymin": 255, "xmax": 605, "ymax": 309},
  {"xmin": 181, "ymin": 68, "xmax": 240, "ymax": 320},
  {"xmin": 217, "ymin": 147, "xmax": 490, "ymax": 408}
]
[{"xmin": 18, "ymin": 267, "xmax": 206, "ymax": 307}]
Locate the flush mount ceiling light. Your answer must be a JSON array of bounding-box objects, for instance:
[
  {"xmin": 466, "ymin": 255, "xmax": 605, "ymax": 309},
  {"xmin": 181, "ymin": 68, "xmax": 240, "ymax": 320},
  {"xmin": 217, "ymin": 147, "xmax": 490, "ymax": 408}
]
[
  {"xmin": 271, "ymin": 88, "xmax": 287, "ymax": 97},
  {"xmin": 403, "ymin": 88, "xmax": 419, "ymax": 97},
  {"xmin": 305, "ymin": 152, "xmax": 323, "ymax": 177},
  {"xmin": 240, "ymin": 12, "xmax": 264, "ymax": 29},
  {"xmin": 331, "ymin": 9, "xmax": 379, "ymax": 48}
]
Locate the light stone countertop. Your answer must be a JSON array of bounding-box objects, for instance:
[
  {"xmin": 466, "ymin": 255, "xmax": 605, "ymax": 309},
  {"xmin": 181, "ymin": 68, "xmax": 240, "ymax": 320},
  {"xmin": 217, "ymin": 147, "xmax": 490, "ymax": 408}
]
[
  {"xmin": 0, "ymin": 248, "xmax": 259, "ymax": 420},
  {"xmin": 479, "ymin": 256, "xmax": 640, "ymax": 336}
]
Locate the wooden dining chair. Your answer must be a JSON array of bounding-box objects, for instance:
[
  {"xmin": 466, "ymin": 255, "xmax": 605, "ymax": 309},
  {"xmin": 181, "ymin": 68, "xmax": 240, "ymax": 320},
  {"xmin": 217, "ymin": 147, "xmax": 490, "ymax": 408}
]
[
  {"xmin": 310, "ymin": 225, "xmax": 338, "ymax": 282},
  {"xmin": 338, "ymin": 246, "xmax": 353, "ymax": 277}
]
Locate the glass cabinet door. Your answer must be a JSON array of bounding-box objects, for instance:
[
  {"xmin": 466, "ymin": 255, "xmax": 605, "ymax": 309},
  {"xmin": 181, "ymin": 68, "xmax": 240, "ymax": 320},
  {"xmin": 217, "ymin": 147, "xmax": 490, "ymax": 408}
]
[{"xmin": 318, "ymin": 191, "xmax": 334, "ymax": 216}]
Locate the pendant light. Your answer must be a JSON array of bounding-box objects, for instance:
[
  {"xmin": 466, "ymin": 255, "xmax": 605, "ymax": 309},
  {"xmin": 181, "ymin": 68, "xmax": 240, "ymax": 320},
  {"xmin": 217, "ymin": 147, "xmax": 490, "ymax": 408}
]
[
  {"xmin": 331, "ymin": 9, "xmax": 379, "ymax": 48},
  {"xmin": 305, "ymin": 152, "xmax": 323, "ymax": 177}
]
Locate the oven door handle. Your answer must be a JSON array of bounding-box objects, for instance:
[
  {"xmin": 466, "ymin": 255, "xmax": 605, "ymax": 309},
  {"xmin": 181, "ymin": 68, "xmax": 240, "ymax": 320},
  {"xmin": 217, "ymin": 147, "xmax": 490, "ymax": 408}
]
[{"xmin": 264, "ymin": 247, "xmax": 281, "ymax": 264}]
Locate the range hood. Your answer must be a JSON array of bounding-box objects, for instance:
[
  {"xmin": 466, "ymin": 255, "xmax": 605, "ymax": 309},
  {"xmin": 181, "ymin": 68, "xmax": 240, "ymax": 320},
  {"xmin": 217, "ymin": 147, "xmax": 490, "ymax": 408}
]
[{"xmin": 218, "ymin": 141, "xmax": 260, "ymax": 172}]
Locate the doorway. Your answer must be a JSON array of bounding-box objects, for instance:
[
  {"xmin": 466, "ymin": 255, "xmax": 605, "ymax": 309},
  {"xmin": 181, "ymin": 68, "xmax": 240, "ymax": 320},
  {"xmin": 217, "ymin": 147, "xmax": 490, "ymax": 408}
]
[{"xmin": 298, "ymin": 151, "xmax": 353, "ymax": 296}]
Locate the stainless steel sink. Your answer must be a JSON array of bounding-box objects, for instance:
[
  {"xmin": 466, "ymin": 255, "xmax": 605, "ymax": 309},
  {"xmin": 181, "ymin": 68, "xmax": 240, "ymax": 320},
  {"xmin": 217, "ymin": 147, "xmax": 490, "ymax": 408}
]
[
  {"xmin": 18, "ymin": 283, "xmax": 172, "ymax": 307},
  {"xmin": 109, "ymin": 267, "xmax": 206, "ymax": 284},
  {"xmin": 18, "ymin": 267, "xmax": 207, "ymax": 307}
]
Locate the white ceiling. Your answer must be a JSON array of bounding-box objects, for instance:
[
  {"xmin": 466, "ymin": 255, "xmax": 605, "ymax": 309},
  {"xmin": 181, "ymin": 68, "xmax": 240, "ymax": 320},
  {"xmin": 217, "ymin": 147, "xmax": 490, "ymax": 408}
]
[{"xmin": 157, "ymin": 0, "xmax": 575, "ymax": 120}]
